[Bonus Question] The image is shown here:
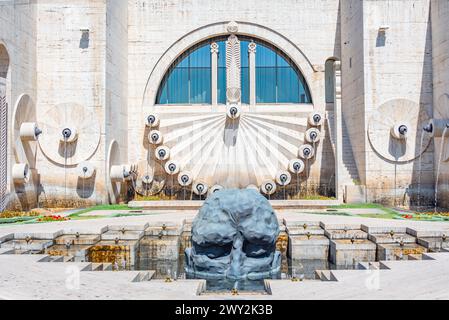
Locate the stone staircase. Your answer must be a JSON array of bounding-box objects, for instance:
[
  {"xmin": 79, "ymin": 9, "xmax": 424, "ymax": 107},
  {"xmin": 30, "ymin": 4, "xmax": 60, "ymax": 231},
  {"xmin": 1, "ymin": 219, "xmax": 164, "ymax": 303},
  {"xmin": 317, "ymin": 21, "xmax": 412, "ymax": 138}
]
[
  {"xmin": 326, "ymin": 112, "xmax": 360, "ymax": 186},
  {"xmin": 340, "ymin": 117, "xmax": 360, "ymax": 186}
]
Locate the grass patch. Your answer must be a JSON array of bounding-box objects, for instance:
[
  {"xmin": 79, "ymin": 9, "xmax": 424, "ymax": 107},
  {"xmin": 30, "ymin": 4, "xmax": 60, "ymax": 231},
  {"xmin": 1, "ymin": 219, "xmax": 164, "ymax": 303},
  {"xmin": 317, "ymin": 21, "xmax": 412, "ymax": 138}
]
[
  {"xmin": 68, "ymin": 204, "xmax": 134, "ymax": 220},
  {"xmin": 330, "ymin": 203, "xmax": 385, "ymax": 209},
  {"xmin": 357, "ymin": 213, "xmax": 398, "ymax": 220},
  {"xmin": 0, "ymin": 216, "xmax": 39, "ymax": 225}
]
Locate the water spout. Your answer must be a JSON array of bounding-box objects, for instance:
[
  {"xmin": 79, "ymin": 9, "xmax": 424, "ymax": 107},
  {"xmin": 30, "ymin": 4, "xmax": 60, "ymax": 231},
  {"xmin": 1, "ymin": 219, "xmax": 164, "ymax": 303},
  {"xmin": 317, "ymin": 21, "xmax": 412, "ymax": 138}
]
[{"xmin": 25, "ymin": 235, "xmax": 32, "ymax": 245}]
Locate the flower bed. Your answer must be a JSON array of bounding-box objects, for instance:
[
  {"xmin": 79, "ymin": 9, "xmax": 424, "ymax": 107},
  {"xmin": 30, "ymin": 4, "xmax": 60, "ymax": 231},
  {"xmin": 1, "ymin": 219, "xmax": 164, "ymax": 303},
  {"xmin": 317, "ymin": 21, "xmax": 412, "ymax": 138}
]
[{"xmin": 37, "ymin": 215, "xmax": 70, "ymax": 222}]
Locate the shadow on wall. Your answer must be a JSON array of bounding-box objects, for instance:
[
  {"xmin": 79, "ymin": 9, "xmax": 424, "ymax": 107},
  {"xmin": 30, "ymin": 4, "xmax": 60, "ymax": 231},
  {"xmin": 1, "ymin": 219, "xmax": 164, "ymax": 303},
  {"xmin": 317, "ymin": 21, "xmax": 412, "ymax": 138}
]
[
  {"xmin": 409, "ymin": 13, "xmax": 434, "ymax": 209},
  {"xmin": 318, "ymin": 1, "xmax": 340, "ymax": 197},
  {"xmin": 76, "ymin": 172, "xmax": 96, "ymax": 199}
]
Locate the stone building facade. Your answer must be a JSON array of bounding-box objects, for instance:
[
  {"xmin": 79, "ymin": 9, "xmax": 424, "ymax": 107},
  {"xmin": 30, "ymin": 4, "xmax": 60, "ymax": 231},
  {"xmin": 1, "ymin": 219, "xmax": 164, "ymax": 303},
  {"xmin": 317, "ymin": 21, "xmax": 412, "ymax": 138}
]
[{"xmin": 1, "ymin": 0, "xmax": 448, "ymax": 210}]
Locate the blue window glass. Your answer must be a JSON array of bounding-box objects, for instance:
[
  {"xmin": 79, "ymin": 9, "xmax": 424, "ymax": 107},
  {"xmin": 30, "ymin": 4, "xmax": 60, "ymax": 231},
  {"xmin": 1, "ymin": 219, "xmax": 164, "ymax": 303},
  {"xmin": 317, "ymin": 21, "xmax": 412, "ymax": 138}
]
[
  {"xmin": 253, "ymin": 41, "xmax": 311, "ymax": 104},
  {"xmin": 157, "ymin": 43, "xmax": 212, "ymax": 104},
  {"xmin": 240, "ymin": 40, "xmax": 249, "ymax": 104},
  {"xmin": 156, "ymin": 37, "xmax": 312, "ymax": 105},
  {"xmin": 217, "ymin": 41, "xmax": 227, "ymax": 104}
]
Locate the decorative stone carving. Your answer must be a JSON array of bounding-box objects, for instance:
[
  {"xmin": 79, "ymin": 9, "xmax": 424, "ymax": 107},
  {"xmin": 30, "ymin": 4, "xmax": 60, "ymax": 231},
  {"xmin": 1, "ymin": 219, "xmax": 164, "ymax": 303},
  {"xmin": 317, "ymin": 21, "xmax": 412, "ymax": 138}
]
[
  {"xmin": 226, "ymin": 21, "xmax": 239, "ymax": 34},
  {"xmin": 210, "ymin": 42, "xmax": 219, "ymax": 54},
  {"xmin": 248, "ymin": 41, "xmax": 257, "ymax": 54},
  {"xmin": 226, "ymin": 34, "xmax": 241, "ymax": 104},
  {"xmin": 38, "ymin": 103, "xmax": 101, "ymax": 166},
  {"xmin": 151, "ymin": 110, "xmax": 309, "ymax": 189},
  {"xmin": 185, "ymin": 189, "xmax": 281, "ymax": 280},
  {"xmin": 368, "ymin": 99, "xmax": 431, "ymax": 162}
]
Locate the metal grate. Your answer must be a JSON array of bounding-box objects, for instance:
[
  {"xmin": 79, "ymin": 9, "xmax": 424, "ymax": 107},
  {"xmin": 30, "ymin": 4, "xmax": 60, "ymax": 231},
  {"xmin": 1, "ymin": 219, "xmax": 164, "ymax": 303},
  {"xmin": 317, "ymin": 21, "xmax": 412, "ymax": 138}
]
[{"xmin": 0, "ymin": 95, "xmax": 7, "ymax": 212}]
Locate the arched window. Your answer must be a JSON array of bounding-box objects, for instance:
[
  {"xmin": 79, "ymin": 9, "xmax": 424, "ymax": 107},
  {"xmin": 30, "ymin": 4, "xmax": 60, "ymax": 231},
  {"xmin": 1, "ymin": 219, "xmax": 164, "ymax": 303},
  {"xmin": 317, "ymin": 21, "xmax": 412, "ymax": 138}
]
[
  {"xmin": 157, "ymin": 41, "xmax": 213, "ymax": 105},
  {"xmin": 156, "ymin": 37, "xmax": 312, "ymax": 105},
  {"xmin": 325, "ymin": 59, "xmax": 335, "ymax": 103}
]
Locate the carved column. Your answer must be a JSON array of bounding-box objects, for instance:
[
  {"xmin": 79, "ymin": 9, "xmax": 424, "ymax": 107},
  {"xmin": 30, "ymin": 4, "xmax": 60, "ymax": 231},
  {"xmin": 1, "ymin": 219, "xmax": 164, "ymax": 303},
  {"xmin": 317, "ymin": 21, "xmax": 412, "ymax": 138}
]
[
  {"xmin": 210, "ymin": 42, "xmax": 219, "ymax": 106},
  {"xmin": 333, "ymin": 60, "xmax": 344, "ymax": 202},
  {"xmin": 226, "ymin": 33, "xmax": 241, "ymax": 105},
  {"xmin": 248, "ymin": 42, "xmax": 257, "ymax": 106}
]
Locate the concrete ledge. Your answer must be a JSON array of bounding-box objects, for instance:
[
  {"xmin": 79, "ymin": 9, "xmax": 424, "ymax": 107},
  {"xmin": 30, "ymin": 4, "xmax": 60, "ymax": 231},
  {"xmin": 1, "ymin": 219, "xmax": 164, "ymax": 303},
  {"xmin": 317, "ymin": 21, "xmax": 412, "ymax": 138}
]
[{"xmin": 128, "ymin": 199, "xmax": 342, "ymax": 210}]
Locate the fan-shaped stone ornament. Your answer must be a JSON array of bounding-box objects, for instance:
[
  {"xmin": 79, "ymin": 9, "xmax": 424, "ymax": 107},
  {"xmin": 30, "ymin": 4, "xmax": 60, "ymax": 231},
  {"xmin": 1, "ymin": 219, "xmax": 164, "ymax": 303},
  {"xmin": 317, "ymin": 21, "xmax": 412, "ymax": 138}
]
[
  {"xmin": 368, "ymin": 99, "xmax": 431, "ymax": 162},
  {"xmin": 38, "ymin": 103, "xmax": 101, "ymax": 165},
  {"xmin": 144, "ymin": 109, "xmax": 310, "ymax": 189}
]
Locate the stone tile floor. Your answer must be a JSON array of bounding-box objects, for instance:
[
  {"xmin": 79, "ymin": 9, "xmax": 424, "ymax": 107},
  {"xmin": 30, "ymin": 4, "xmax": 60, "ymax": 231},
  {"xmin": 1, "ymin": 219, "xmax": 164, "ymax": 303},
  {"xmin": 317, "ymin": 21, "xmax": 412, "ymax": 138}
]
[{"xmin": 0, "ymin": 212, "xmax": 448, "ymax": 300}]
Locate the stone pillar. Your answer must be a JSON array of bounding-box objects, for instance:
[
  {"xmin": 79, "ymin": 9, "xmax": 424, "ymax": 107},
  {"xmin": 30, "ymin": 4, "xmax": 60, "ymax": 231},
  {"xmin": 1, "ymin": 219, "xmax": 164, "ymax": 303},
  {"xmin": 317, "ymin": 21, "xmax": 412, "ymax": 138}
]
[
  {"xmin": 0, "ymin": 79, "xmax": 7, "ymax": 211},
  {"xmin": 248, "ymin": 41, "xmax": 257, "ymax": 106},
  {"xmin": 333, "ymin": 61, "xmax": 344, "ymax": 202},
  {"xmin": 210, "ymin": 42, "xmax": 219, "ymax": 106}
]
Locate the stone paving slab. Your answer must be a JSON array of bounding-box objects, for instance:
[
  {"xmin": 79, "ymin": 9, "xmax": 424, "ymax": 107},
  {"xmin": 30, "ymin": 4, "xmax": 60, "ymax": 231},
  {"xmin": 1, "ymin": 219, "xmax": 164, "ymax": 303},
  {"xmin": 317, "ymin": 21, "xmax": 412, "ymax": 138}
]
[{"xmin": 1, "ymin": 246, "xmax": 449, "ymax": 299}]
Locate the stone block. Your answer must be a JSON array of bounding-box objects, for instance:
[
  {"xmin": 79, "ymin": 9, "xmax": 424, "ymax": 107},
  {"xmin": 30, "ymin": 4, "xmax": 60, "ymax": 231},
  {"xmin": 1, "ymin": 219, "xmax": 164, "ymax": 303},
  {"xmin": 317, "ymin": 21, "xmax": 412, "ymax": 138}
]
[
  {"xmin": 288, "ymin": 235, "xmax": 330, "ymax": 260},
  {"xmin": 406, "ymin": 228, "xmax": 449, "ymax": 238},
  {"xmin": 361, "ymin": 225, "xmax": 407, "ymax": 234},
  {"xmin": 1, "ymin": 239, "xmax": 54, "ymax": 251},
  {"xmin": 286, "ymin": 225, "xmax": 325, "ymax": 236},
  {"xmin": 329, "ymin": 239, "xmax": 377, "ymax": 266},
  {"xmin": 0, "ymin": 233, "xmax": 14, "ymax": 244},
  {"xmin": 108, "ymin": 224, "xmax": 149, "ymax": 231},
  {"xmin": 417, "ymin": 237, "xmax": 449, "ymax": 252},
  {"xmin": 101, "ymin": 230, "xmax": 144, "ymax": 241},
  {"xmin": 325, "ymin": 229, "xmax": 368, "ymax": 240},
  {"xmin": 88, "ymin": 240, "xmax": 139, "ymax": 267},
  {"xmin": 377, "ymin": 243, "xmax": 427, "ymax": 261},
  {"xmin": 368, "ymin": 233, "xmax": 416, "ymax": 244},
  {"xmin": 320, "ymin": 222, "xmax": 361, "ymax": 230},
  {"xmin": 138, "ymin": 235, "xmax": 180, "ymax": 261},
  {"xmin": 144, "ymin": 225, "xmax": 183, "ymax": 237},
  {"xmin": 13, "ymin": 231, "xmax": 62, "ymax": 240},
  {"xmin": 54, "ymin": 234, "xmax": 100, "ymax": 246}
]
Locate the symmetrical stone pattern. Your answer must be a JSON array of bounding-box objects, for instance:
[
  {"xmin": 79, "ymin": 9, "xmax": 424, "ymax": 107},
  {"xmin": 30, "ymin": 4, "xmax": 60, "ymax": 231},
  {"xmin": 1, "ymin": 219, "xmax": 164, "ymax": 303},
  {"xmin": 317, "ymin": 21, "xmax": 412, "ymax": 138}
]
[{"xmin": 0, "ymin": 0, "xmax": 448, "ymax": 207}]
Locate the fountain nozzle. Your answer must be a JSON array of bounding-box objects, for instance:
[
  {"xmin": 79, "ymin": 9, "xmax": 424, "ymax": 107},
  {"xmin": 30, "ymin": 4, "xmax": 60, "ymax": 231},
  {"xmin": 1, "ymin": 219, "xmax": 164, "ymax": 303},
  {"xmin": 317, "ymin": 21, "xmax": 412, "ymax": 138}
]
[
  {"xmin": 398, "ymin": 125, "xmax": 408, "ymax": 136},
  {"xmin": 423, "ymin": 123, "xmax": 433, "ymax": 133},
  {"xmin": 62, "ymin": 128, "xmax": 72, "ymax": 140},
  {"xmin": 35, "ymin": 127, "xmax": 43, "ymax": 138}
]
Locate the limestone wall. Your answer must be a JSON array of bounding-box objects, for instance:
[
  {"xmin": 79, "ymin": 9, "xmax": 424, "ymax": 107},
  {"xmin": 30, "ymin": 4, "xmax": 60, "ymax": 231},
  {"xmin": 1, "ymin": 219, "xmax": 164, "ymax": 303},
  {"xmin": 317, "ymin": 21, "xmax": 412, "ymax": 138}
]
[
  {"xmin": 363, "ymin": 0, "xmax": 433, "ymax": 206},
  {"xmin": 0, "ymin": 0, "xmax": 37, "ymax": 210},
  {"xmin": 35, "ymin": 0, "xmax": 107, "ymax": 207},
  {"xmin": 431, "ymin": 0, "xmax": 449, "ymax": 209},
  {"xmin": 128, "ymin": 0, "xmax": 341, "ymax": 190},
  {"xmin": 105, "ymin": 1, "xmax": 128, "ymax": 163},
  {"xmin": 340, "ymin": 0, "xmax": 366, "ymax": 185}
]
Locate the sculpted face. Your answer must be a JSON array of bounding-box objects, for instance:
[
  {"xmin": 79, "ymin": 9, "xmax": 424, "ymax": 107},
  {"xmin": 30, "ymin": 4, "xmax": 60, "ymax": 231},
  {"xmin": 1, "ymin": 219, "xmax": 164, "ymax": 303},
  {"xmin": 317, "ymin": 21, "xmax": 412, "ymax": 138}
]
[{"xmin": 185, "ymin": 189, "xmax": 281, "ymax": 280}]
